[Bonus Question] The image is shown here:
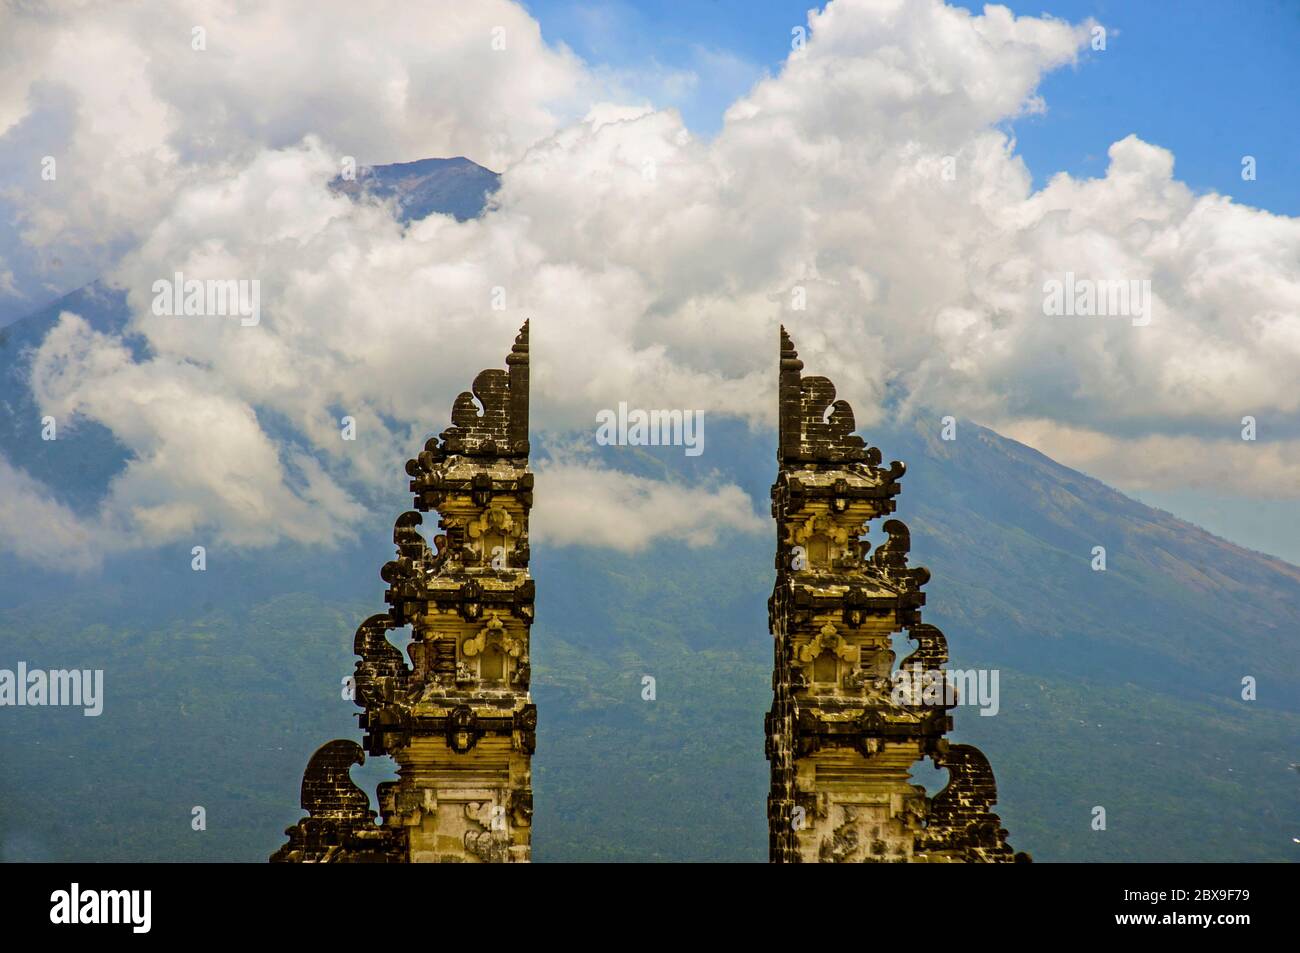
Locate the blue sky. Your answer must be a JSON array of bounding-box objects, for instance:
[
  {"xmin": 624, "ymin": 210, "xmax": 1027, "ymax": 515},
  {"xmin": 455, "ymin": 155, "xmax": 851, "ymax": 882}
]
[{"xmin": 526, "ymin": 0, "xmax": 1300, "ymax": 216}]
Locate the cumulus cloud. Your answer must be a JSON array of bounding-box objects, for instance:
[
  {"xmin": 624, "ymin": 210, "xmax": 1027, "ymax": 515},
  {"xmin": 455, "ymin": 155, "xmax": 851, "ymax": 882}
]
[
  {"xmin": 0, "ymin": 0, "xmax": 590, "ymax": 251},
  {"xmin": 997, "ymin": 418, "xmax": 1300, "ymax": 500},
  {"xmin": 533, "ymin": 457, "xmax": 764, "ymax": 552},
  {"xmin": 31, "ymin": 310, "xmax": 367, "ymax": 548},
  {"xmin": 1, "ymin": 0, "xmax": 1298, "ymax": 565},
  {"xmin": 0, "ymin": 451, "xmax": 99, "ymax": 570}
]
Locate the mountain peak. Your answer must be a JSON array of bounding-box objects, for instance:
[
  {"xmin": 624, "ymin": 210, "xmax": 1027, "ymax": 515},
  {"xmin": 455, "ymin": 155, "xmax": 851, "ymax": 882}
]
[{"xmin": 330, "ymin": 155, "xmax": 501, "ymax": 223}]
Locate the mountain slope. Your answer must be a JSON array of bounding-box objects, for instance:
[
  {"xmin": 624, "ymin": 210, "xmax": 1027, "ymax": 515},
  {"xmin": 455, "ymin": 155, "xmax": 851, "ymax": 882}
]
[
  {"xmin": 3, "ymin": 416, "xmax": 1295, "ymax": 862},
  {"xmin": 892, "ymin": 421, "xmax": 1300, "ymax": 706}
]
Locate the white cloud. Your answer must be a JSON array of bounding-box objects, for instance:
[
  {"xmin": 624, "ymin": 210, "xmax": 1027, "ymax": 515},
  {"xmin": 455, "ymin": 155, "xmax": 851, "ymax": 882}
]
[
  {"xmin": 532, "ymin": 458, "xmax": 764, "ymax": 552},
  {"xmin": 31, "ymin": 311, "xmax": 367, "ymax": 549},
  {"xmin": 2, "ymin": 0, "xmax": 1299, "ymax": 565},
  {"xmin": 0, "ymin": 0, "xmax": 591, "ymax": 252},
  {"xmin": 0, "ymin": 263, "xmax": 17, "ymax": 297},
  {"xmin": 997, "ymin": 418, "xmax": 1300, "ymax": 500},
  {"xmin": 0, "ymin": 452, "xmax": 100, "ymax": 570}
]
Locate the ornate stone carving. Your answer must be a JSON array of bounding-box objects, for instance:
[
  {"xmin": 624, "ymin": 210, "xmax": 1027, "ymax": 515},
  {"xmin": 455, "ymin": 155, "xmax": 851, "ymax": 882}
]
[
  {"xmin": 766, "ymin": 327, "xmax": 1025, "ymax": 863},
  {"xmin": 271, "ymin": 740, "xmax": 404, "ymax": 863},
  {"xmin": 274, "ymin": 322, "xmax": 535, "ymax": 863}
]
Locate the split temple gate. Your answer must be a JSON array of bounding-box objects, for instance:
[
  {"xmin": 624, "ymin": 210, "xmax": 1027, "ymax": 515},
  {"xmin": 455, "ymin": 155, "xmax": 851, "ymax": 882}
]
[
  {"xmin": 273, "ymin": 322, "xmax": 535, "ymax": 863},
  {"xmin": 271, "ymin": 321, "xmax": 1024, "ymax": 863},
  {"xmin": 765, "ymin": 328, "xmax": 1025, "ymax": 863}
]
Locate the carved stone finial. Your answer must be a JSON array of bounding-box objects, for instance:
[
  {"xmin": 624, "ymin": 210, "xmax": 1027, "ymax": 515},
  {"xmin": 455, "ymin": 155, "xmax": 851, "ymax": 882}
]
[
  {"xmin": 352, "ymin": 613, "xmax": 410, "ymax": 708},
  {"xmin": 900, "ymin": 623, "xmax": 949, "ymax": 671},
  {"xmin": 299, "ymin": 740, "xmax": 371, "ymax": 819},
  {"xmin": 506, "ymin": 319, "xmax": 529, "ymax": 452},
  {"xmin": 923, "ymin": 744, "xmax": 1018, "ymax": 862},
  {"xmin": 271, "ymin": 739, "xmax": 401, "ymax": 863},
  {"xmin": 430, "ymin": 319, "xmax": 530, "ymax": 459},
  {"xmin": 778, "ymin": 327, "xmax": 870, "ymax": 465}
]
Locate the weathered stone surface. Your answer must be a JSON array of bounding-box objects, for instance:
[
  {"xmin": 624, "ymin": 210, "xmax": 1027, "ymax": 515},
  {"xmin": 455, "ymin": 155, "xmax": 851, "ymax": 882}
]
[
  {"xmin": 274, "ymin": 322, "xmax": 534, "ymax": 863},
  {"xmin": 766, "ymin": 327, "xmax": 1026, "ymax": 863},
  {"xmin": 269, "ymin": 740, "xmax": 404, "ymax": 863}
]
